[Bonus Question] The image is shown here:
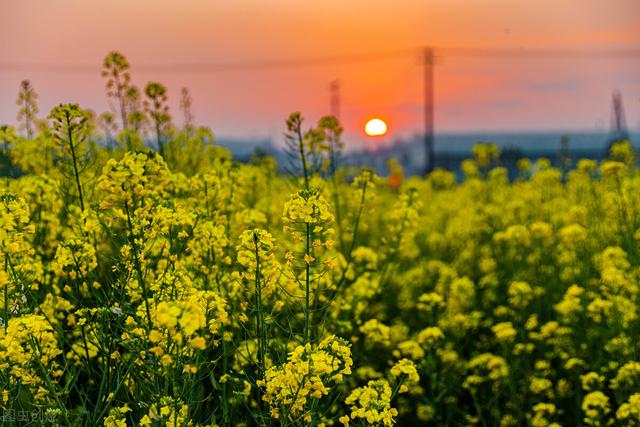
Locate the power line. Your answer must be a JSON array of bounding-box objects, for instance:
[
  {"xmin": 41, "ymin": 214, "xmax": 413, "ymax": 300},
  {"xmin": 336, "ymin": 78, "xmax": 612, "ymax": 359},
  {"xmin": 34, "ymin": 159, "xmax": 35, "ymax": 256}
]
[
  {"xmin": 1, "ymin": 46, "xmax": 639, "ymax": 73},
  {"xmin": 436, "ymin": 46, "xmax": 640, "ymax": 59},
  {"xmin": 0, "ymin": 48, "xmax": 415, "ymax": 73}
]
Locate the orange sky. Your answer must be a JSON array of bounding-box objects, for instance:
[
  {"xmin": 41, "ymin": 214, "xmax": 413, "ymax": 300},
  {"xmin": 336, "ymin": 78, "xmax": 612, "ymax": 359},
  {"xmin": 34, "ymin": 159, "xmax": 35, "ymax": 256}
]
[{"xmin": 1, "ymin": 0, "xmax": 639, "ymax": 146}]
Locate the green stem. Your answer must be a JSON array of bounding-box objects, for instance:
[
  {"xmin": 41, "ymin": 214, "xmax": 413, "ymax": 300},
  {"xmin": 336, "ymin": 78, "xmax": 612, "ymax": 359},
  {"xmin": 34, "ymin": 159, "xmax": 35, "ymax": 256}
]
[
  {"xmin": 156, "ymin": 121, "xmax": 164, "ymax": 157},
  {"xmin": 346, "ymin": 177, "xmax": 368, "ymax": 260},
  {"xmin": 304, "ymin": 222, "xmax": 311, "ymax": 344},
  {"xmin": 253, "ymin": 233, "xmax": 266, "ymax": 371},
  {"xmin": 3, "ymin": 256, "xmax": 9, "ymax": 334},
  {"xmin": 296, "ymin": 125, "xmax": 309, "ymax": 190},
  {"xmin": 65, "ymin": 110, "xmax": 85, "ymax": 212}
]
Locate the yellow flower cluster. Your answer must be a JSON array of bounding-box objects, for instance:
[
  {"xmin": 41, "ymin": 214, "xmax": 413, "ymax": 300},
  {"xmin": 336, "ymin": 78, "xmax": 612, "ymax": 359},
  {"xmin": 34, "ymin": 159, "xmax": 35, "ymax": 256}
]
[
  {"xmin": 97, "ymin": 151, "xmax": 169, "ymax": 206},
  {"xmin": 464, "ymin": 353, "xmax": 509, "ymax": 392},
  {"xmin": 236, "ymin": 228, "xmax": 280, "ymax": 288},
  {"xmin": 0, "ymin": 315, "xmax": 62, "ymax": 400},
  {"xmin": 390, "ymin": 358, "xmax": 420, "ymax": 393},
  {"xmin": 3, "ymin": 100, "xmax": 640, "ymax": 426},
  {"xmin": 0, "ymin": 193, "xmax": 34, "ymax": 257},
  {"xmin": 258, "ymin": 335, "xmax": 352, "ymax": 421},
  {"xmin": 52, "ymin": 240, "xmax": 97, "ymax": 280},
  {"xmin": 283, "ymin": 188, "xmax": 335, "ymax": 227},
  {"xmin": 582, "ymin": 391, "xmax": 610, "ymax": 426},
  {"xmin": 341, "ymin": 379, "xmax": 398, "ymax": 426},
  {"xmin": 616, "ymin": 393, "xmax": 640, "ymax": 425},
  {"xmin": 139, "ymin": 396, "xmax": 189, "ymax": 426},
  {"xmin": 359, "ymin": 319, "xmax": 391, "ymax": 346}
]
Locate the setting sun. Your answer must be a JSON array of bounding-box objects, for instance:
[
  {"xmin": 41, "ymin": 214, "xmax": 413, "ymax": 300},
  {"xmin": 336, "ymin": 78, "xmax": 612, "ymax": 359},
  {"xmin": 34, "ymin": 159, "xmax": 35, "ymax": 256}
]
[{"xmin": 364, "ymin": 118, "xmax": 388, "ymax": 136}]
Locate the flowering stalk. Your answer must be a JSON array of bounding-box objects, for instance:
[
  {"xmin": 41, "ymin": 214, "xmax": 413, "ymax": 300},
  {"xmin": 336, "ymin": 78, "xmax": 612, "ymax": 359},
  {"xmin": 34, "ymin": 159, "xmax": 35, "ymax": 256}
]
[
  {"xmin": 285, "ymin": 112, "xmax": 310, "ymax": 191},
  {"xmin": 304, "ymin": 221, "xmax": 311, "ymax": 343},
  {"xmin": 336, "ymin": 170, "xmax": 372, "ymax": 291},
  {"xmin": 65, "ymin": 113, "xmax": 85, "ymax": 212},
  {"xmin": 124, "ymin": 200, "xmax": 152, "ymax": 330},
  {"xmin": 253, "ymin": 231, "xmax": 266, "ymax": 371},
  {"xmin": 283, "ymin": 189, "xmax": 334, "ymax": 345},
  {"xmin": 296, "ymin": 125, "xmax": 309, "ymax": 191},
  {"xmin": 3, "ymin": 256, "xmax": 10, "ymax": 334},
  {"xmin": 48, "ymin": 104, "xmax": 89, "ymax": 213}
]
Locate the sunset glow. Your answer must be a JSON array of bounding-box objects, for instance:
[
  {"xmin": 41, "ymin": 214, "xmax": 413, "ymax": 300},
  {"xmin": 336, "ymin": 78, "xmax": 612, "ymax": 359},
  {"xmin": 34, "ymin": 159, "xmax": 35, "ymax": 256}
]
[
  {"xmin": 0, "ymin": 0, "xmax": 638, "ymax": 146},
  {"xmin": 364, "ymin": 118, "xmax": 388, "ymax": 136}
]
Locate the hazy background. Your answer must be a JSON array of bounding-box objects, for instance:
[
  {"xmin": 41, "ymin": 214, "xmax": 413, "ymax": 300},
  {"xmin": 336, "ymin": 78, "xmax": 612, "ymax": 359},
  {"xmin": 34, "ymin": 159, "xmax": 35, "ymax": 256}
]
[{"xmin": 1, "ymin": 0, "xmax": 639, "ymax": 148}]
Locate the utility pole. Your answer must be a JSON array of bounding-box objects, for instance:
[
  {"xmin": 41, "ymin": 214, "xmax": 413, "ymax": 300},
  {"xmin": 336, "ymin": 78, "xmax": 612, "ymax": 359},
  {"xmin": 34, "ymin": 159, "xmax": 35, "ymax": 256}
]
[
  {"xmin": 423, "ymin": 47, "xmax": 435, "ymax": 175},
  {"xmin": 611, "ymin": 90, "xmax": 628, "ymax": 141},
  {"xmin": 330, "ymin": 80, "xmax": 340, "ymax": 120},
  {"xmin": 607, "ymin": 90, "xmax": 629, "ymax": 152}
]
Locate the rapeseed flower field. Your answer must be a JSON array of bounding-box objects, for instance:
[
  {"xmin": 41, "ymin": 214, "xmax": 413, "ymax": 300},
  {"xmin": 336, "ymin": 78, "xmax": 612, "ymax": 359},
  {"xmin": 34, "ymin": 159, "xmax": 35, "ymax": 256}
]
[{"xmin": 1, "ymin": 74, "xmax": 640, "ymax": 426}]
